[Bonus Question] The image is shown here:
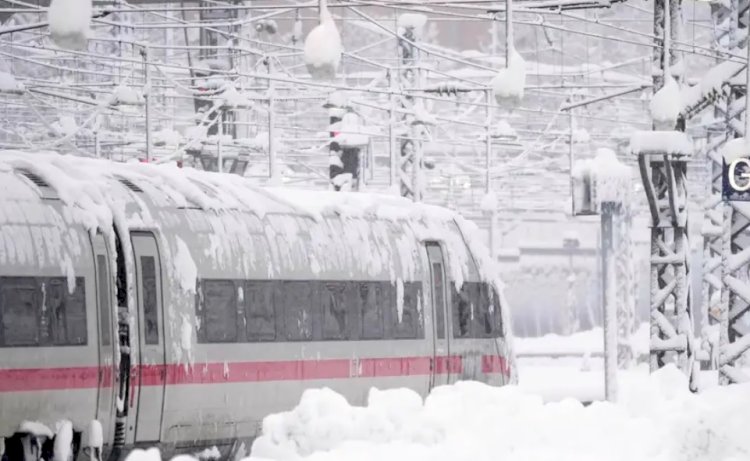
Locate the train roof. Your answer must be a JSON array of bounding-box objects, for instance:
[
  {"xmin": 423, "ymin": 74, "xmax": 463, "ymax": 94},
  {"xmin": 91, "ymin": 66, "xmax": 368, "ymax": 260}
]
[
  {"xmin": 0, "ymin": 150, "xmax": 502, "ymax": 289},
  {"xmin": 0, "ymin": 150, "xmax": 459, "ymax": 222}
]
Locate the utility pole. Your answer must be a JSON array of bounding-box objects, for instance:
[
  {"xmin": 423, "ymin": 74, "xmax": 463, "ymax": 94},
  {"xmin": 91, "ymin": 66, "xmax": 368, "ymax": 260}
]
[
  {"xmin": 601, "ymin": 201, "xmax": 618, "ymax": 402},
  {"xmin": 267, "ymin": 58, "xmax": 277, "ymax": 182},
  {"xmin": 388, "ymin": 70, "xmax": 399, "ymax": 189},
  {"xmin": 397, "ymin": 15, "xmax": 424, "ymax": 201},
  {"xmin": 142, "ymin": 44, "xmax": 152, "ymax": 163},
  {"xmin": 485, "ymin": 89, "xmax": 497, "ymax": 259}
]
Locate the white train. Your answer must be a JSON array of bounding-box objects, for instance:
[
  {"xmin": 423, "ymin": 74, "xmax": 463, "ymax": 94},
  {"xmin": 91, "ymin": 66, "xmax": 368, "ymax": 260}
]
[{"xmin": 0, "ymin": 152, "xmax": 515, "ymax": 461}]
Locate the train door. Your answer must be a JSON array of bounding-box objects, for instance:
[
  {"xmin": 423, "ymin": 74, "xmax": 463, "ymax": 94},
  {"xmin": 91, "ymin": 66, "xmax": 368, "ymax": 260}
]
[
  {"xmin": 426, "ymin": 242, "xmax": 451, "ymax": 387},
  {"xmin": 92, "ymin": 233, "xmax": 116, "ymax": 446},
  {"xmin": 132, "ymin": 232, "xmax": 166, "ymax": 443}
]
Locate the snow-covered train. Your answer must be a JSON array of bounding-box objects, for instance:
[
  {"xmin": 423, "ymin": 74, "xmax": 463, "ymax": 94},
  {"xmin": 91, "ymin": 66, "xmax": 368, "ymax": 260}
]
[{"xmin": 0, "ymin": 152, "xmax": 515, "ymax": 461}]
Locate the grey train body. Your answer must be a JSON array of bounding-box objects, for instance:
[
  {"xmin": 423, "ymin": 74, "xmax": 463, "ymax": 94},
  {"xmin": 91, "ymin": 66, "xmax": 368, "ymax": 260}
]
[{"xmin": 0, "ymin": 153, "xmax": 515, "ymax": 461}]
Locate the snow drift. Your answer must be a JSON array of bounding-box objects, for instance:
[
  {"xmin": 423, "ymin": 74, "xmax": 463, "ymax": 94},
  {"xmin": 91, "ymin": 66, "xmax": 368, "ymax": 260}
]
[
  {"xmin": 246, "ymin": 365, "xmax": 749, "ymax": 461},
  {"xmin": 123, "ymin": 365, "xmax": 750, "ymax": 461}
]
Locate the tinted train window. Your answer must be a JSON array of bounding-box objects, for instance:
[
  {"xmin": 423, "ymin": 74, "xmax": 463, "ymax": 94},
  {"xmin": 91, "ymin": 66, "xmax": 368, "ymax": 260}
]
[
  {"xmin": 486, "ymin": 284, "xmax": 504, "ymax": 337},
  {"xmin": 0, "ymin": 278, "xmax": 39, "ymax": 346},
  {"xmin": 97, "ymin": 255, "xmax": 112, "ymax": 346},
  {"xmin": 390, "ymin": 281, "xmax": 423, "ymax": 339},
  {"xmin": 452, "ymin": 282, "xmax": 503, "ymax": 339},
  {"xmin": 321, "ymin": 282, "xmax": 354, "ymax": 340},
  {"xmin": 0, "ymin": 277, "xmax": 87, "ymax": 347},
  {"xmin": 245, "ymin": 281, "xmax": 276, "ymax": 341},
  {"xmin": 431, "ymin": 263, "xmax": 447, "ymax": 339},
  {"xmin": 359, "ymin": 282, "xmax": 385, "ymax": 340},
  {"xmin": 281, "ymin": 281, "xmax": 313, "ymax": 341},
  {"xmin": 46, "ymin": 278, "xmax": 87, "ymax": 345},
  {"xmin": 452, "ymin": 281, "xmax": 480, "ymax": 339},
  {"xmin": 200, "ymin": 280, "xmax": 238, "ymax": 343},
  {"xmin": 140, "ymin": 256, "xmax": 159, "ymax": 345}
]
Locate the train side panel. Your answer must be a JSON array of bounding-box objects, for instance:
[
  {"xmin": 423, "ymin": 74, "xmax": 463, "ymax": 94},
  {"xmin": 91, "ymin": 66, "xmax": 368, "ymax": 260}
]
[{"xmin": 0, "ymin": 171, "xmax": 100, "ymax": 441}]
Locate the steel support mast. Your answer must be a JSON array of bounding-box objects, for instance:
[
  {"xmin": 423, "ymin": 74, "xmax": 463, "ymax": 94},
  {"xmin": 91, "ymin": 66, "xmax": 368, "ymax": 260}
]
[{"xmin": 639, "ymin": 0, "xmax": 698, "ymax": 390}]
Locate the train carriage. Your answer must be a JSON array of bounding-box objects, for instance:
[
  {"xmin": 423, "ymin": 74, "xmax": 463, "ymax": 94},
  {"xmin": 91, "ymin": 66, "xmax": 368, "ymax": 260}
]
[{"xmin": 0, "ymin": 152, "xmax": 515, "ymax": 461}]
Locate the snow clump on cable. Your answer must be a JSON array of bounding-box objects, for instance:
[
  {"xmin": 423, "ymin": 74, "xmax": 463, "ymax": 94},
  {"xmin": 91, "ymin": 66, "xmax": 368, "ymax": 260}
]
[
  {"xmin": 492, "ymin": 46, "xmax": 526, "ymax": 108},
  {"xmin": 48, "ymin": 0, "xmax": 92, "ymax": 51},
  {"xmin": 303, "ymin": 0, "xmax": 342, "ymax": 80}
]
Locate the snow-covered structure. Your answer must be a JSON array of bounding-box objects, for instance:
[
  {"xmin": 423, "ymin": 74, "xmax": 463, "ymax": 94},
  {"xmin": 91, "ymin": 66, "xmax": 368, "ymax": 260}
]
[
  {"xmin": 631, "ymin": 130, "xmax": 698, "ymax": 390},
  {"xmin": 303, "ymin": 0, "xmax": 342, "ymax": 80}
]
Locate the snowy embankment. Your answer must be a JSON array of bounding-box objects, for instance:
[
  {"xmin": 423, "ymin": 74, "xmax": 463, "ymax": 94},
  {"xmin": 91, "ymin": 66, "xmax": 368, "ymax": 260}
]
[{"xmin": 126, "ymin": 366, "xmax": 750, "ymax": 461}]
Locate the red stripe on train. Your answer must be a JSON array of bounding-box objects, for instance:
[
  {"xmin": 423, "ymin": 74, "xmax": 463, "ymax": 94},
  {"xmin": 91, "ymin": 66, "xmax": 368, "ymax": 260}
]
[{"xmin": 0, "ymin": 355, "xmax": 507, "ymax": 392}]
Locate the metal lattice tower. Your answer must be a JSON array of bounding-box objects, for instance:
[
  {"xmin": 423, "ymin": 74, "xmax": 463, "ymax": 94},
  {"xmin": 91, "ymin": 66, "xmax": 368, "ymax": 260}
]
[
  {"xmin": 638, "ymin": 140, "xmax": 698, "ymax": 389},
  {"xmin": 700, "ymin": 0, "xmax": 750, "ymax": 384},
  {"xmin": 719, "ymin": 86, "xmax": 750, "ymax": 384},
  {"xmin": 638, "ymin": 0, "xmax": 697, "ymax": 389}
]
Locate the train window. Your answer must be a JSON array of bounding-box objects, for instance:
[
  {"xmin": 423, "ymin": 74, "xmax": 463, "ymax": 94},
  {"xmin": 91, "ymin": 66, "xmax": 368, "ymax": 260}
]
[
  {"xmin": 97, "ymin": 255, "xmax": 112, "ymax": 346},
  {"xmin": 390, "ymin": 281, "xmax": 423, "ymax": 340},
  {"xmin": 0, "ymin": 277, "xmax": 40, "ymax": 347},
  {"xmin": 280, "ymin": 281, "xmax": 313, "ymax": 341},
  {"xmin": 321, "ymin": 282, "xmax": 353, "ymax": 340},
  {"xmin": 245, "ymin": 281, "xmax": 275, "ymax": 342},
  {"xmin": 45, "ymin": 278, "xmax": 87, "ymax": 346},
  {"xmin": 486, "ymin": 284, "xmax": 504, "ymax": 337},
  {"xmin": 452, "ymin": 282, "xmax": 481, "ymax": 339},
  {"xmin": 431, "ymin": 262, "xmax": 447, "ymax": 339},
  {"xmin": 359, "ymin": 282, "xmax": 385, "ymax": 340},
  {"xmin": 0, "ymin": 277, "xmax": 87, "ymax": 347},
  {"xmin": 140, "ymin": 256, "xmax": 160, "ymax": 345},
  {"xmin": 201, "ymin": 280, "xmax": 238, "ymax": 343}
]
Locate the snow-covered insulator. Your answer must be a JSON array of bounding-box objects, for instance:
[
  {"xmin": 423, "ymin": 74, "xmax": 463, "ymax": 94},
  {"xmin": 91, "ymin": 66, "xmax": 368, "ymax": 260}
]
[
  {"xmin": 491, "ymin": 47, "xmax": 526, "ymax": 108},
  {"xmin": 650, "ymin": 76, "xmax": 682, "ymax": 130},
  {"xmin": 397, "ymin": 13, "xmax": 427, "ymax": 39},
  {"xmin": 0, "ymin": 71, "xmax": 24, "ymax": 94},
  {"xmin": 109, "ymin": 85, "xmax": 145, "ymax": 106},
  {"xmin": 303, "ymin": 0, "xmax": 342, "ymax": 80},
  {"xmin": 48, "ymin": 0, "xmax": 92, "ymax": 51},
  {"xmin": 255, "ymin": 19, "xmax": 278, "ymax": 35},
  {"xmin": 480, "ymin": 191, "xmax": 498, "ymax": 213},
  {"xmin": 492, "ymin": 120, "xmax": 516, "ymax": 139},
  {"xmin": 291, "ymin": 11, "xmax": 303, "ymax": 45}
]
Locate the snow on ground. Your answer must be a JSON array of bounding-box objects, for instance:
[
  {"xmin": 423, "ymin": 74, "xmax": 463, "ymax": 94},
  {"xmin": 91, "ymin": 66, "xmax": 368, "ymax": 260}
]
[
  {"xmin": 516, "ymin": 322, "xmax": 650, "ymax": 357},
  {"xmin": 248, "ymin": 368, "xmax": 749, "ymax": 461},
  {"xmin": 121, "ymin": 326, "xmax": 748, "ymax": 461},
  {"xmin": 126, "ymin": 365, "xmax": 750, "ymax": 461}
]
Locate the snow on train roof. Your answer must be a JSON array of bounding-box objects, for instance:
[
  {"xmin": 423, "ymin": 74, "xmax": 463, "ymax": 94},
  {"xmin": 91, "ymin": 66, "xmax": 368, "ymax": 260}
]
[
  {"xmin": 0, "ymin": 150, "xmax": 460, "ymax": 224},
  {"xmin": 0, "ymin": 151, "xmax": 498, "ymax": 283}
]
